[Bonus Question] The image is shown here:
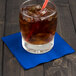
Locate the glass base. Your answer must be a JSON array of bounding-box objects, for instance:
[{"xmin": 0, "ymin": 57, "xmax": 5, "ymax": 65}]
[{"xmin": 22, "ymin": 37, "xmax": 54, "ymax": 54}]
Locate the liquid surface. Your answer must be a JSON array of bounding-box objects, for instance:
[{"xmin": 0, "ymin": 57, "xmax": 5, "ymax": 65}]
[{"xmin": 19, "ymin": 5, "xmax": 57, "ymax": 45}]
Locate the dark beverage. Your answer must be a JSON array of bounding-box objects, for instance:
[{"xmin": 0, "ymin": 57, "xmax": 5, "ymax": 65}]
[{"xmin": 19, "ymin": 5, "xmax": 57, "ymax": 45}]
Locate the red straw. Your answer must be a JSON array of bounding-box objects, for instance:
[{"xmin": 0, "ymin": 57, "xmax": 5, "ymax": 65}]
[{"xmin": 41, "ymin": 0, "xmax": 49, "ymax": 10}]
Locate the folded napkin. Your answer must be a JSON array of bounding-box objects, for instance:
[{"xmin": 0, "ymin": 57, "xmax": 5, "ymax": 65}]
[{"xmin": 2, "ymin": 32, "xmax": 75, "ymax": 69}]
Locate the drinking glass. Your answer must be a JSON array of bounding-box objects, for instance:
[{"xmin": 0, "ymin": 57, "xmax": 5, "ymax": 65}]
[{"xmin": 19, "ymin": 0, "xmax": 57, "ymax": 54}]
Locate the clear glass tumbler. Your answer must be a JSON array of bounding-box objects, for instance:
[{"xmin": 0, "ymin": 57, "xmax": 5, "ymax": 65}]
[{"xmin": 19, "ymin": 0, "xmax": 57, "ymax": 54}]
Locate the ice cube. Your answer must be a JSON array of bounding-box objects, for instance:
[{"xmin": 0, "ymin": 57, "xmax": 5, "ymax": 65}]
[
  {"xmin": 31, "ymin": 6, "xmax": 36, "ymax": 12},
  {"xmin": 40, "ymin": 8, "xmax": 48, "ymax": 15},
  {"xmin": 33, "ymin": 14, "xmax": 40, "ymax": 21},
  {"xmin": 28, "ymin": 11, "xmax": 33, "ymax": 16},
  {"xmin": 35, "ymin": 5, "xmax": 41, "ymax": 9},
  {"xmin": 33, "ymin": 14, "xmax": 38, "ymax": 17}
]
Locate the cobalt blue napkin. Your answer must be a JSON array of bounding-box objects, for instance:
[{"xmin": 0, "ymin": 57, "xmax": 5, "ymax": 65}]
[{"xmin": 2, "ymin": 32, "xmax": 75, "ymax": 69}]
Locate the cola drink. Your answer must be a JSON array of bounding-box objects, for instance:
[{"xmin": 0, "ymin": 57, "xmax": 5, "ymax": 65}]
[{"xmin": 19, "ymin": 4, "xmax": 57, "ymax": 45}]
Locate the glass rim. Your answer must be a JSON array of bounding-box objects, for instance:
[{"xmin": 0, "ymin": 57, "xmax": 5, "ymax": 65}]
[{"xmin": 20, "ymin": 0, "xmax": 57, "ymax": 20}]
